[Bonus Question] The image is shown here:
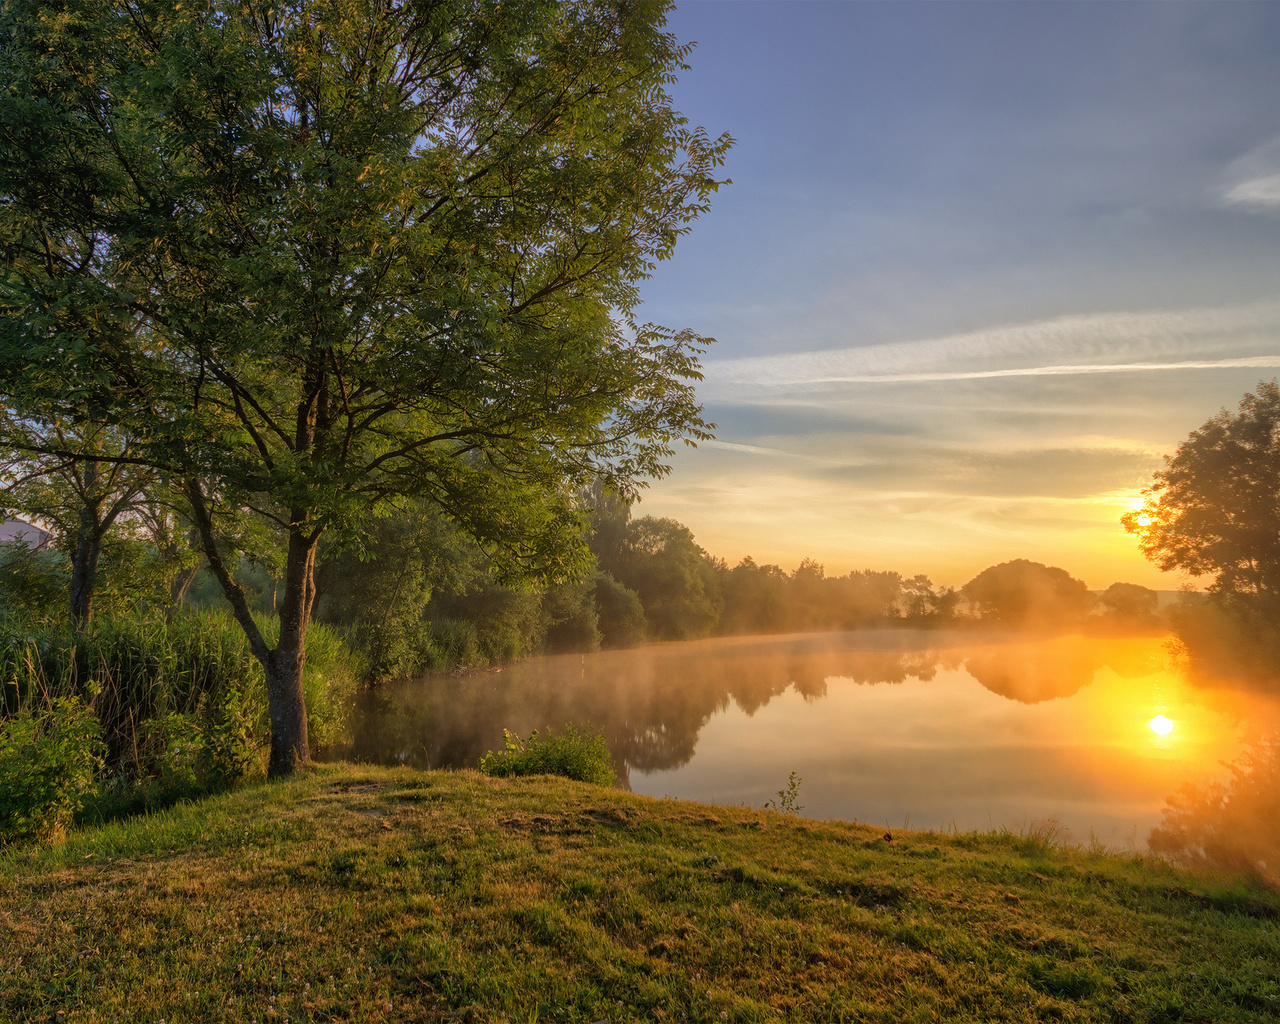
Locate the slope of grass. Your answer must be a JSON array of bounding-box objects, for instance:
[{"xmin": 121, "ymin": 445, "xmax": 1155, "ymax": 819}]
[{"xmin": 2, "ymin": 762, "xmax": 1278, "ymax": 1023}]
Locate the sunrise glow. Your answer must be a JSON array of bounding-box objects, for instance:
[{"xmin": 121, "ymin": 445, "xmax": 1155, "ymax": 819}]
[{"xmin": 638, "ymin": 3, "xmax": 1280, "ymax": 588}]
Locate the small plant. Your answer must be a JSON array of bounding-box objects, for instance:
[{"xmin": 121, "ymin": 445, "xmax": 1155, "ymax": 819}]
[
  {"xmin": 479, "ymin": 724, "xmax": 615, "ymax": 786},
  {"xmin": 0, "ymin": 697, "xmax": 103, "ymax": 843},
  {"xmin": 763, "ymin": 771, "xmax": 804, "ymax": 814}
]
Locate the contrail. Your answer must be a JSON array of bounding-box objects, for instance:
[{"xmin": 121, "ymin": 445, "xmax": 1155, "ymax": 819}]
[{"xmin": 763, "ymin": 356, "xmax": 1280, "ymax": 386}]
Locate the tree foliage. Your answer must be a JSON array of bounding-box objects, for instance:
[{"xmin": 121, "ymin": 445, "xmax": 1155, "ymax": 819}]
[
  {"xmin": 960, "ymin": 558, "xmax": 1094, "ymax": 628},
  {"xmin": 0, "ymin": 418, "xmax": 157, "ymax": 625},
  {"xmin": 1123, "ymin": 381, "xmax": 1280, "ymax": 601},
  {"xmin": 0, "ymin": 0, "xmax": 729, "ymax": 773}
]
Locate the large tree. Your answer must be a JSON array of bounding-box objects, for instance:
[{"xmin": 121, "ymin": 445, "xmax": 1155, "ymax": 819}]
[
  {"xmin": 0, "ymin": 0, "xmax": 728, "ymax": 774},
  {"xmin": 960, "ymin": 558, "xmax": 1094, "ymax": 628},
  {"xmin": 1123, "ymin": 381, "xmax": 1280, "ymax": 602}
]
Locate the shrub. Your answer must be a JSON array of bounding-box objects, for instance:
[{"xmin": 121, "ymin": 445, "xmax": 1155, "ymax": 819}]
[
  {"xmin": 0, "ymin": 544, "xmax": 68, "ymax": 623},
  {"xmin": 0, "ymin": 697, "xmax": 103, "ymax": 843},
  {"xmin": 0, "ymin": 611, "xmax": 361, "ymax": 818},
  {"xmin": 429, "ymin": 618, "xmax": 482, "ymax": 669},
  {"xmin": 479, "ymin": 724, "xmax": 615, "ymax": 786}
]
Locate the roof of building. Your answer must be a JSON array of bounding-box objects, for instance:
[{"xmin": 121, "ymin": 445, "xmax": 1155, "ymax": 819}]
[{"xmin": 0, "ymin": 518, "xmax": 52, "ymax": 549}]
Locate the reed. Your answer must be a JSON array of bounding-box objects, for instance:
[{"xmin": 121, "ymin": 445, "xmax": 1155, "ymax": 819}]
[{"xmin": 0, "ymin": 611, "xmax": 359, "ymax": 818}]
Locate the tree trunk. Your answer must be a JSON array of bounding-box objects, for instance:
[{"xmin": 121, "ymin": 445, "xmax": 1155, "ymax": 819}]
[
  {"xmin": 265, "ymin": 526, "xmax": 319, "ymax": 775},
  {"xmin": 68, "ymin": 530, "xmax": 101, "ymax": 627},
  {"xmin": 184, "ymin": 480, "xmax": 321, "ymax": 777},
  {"xmin": 69, "ymin": 493, "xmax": 103, "ymax": 629},
  {"xmin": 264, "ymin": 631, "xmax": 310, "ymax": 776}
]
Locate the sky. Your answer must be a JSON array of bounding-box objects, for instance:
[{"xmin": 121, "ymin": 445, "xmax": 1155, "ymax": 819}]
[{"xmin": 631, "ymin": 0, "xmax": 1280, "ymax": 590}]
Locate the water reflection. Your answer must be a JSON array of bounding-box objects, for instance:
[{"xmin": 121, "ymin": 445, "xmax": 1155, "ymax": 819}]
[{"xmin": 324, "ymin": 629, "xmax": 1280, "ymax": 850}]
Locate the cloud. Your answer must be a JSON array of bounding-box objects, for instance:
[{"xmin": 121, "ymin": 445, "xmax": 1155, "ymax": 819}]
[
  {"xmin": 698, "ymin": 439, "xmax": 791, "ymax": 457},
  {"xmin": 1220, "ymin": 138, "xmax": 1280, "ymax": 211},
  {"xmin": 1223, "ymin": 174, "xmax": 1280, "ymax": 209},
  {"xmin": 700, "ymin": 303, "xmax": 1280, "ymax": 401},
  {"xmin": 757, "ymin": 357, "xmax": 1280, "ymax": 387}
]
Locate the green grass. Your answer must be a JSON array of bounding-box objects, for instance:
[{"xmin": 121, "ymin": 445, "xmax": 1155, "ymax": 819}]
[{"xmin": 2, "ymin": 762, "xmax": 1278, "ymax": 1023}]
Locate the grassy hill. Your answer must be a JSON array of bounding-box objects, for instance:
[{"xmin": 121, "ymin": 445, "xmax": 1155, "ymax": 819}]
[{"xmin": 2, "ymin": 762, "xmax": 1277, "ymax": 1023}]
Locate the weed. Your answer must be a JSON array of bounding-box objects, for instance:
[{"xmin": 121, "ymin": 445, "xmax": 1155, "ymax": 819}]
[
  {"xmin": 763, "ymin": 770, "xmax": 804, "ymax": 814},
  {"xmin": 479, "ymin": 724, "xmax": 615, "ymax": 786}
]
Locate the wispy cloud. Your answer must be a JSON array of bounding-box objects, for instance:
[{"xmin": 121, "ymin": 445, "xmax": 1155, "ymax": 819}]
[
  {"xmin": 781, "ymin": 356, "xmax": 1280, "ymax": 386},
  {"xmin": 701, "ymin": 304, "xmax": 1280, "ymax": 399},
  {"xmin": 1219, "ymin": 138, "xmax": 1280, "ymax": 211},
  {"xmin": 698, "ymin": 439, "xmax": 791, "ymax": 456}
]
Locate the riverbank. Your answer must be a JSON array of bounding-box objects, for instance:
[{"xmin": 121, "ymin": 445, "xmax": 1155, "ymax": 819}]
[{"xmin": 3, "ymin": 762, "xmax": 1277, "ymax": 1023}]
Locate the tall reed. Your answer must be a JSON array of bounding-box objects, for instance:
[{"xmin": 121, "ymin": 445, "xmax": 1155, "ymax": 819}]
[{"xmin": 0, "ymin": 611, "xmax": 359, "ymax": 815}]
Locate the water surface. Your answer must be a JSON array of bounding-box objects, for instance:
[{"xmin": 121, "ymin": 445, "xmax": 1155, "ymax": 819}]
[{"xmin": 327, "ymin": 629, "xmax": 1280, "ymax": 850}]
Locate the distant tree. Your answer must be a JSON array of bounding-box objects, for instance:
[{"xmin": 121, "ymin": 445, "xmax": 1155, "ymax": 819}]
[
  {"xmin": 930, "ymin": 585, "xmax": 961, "ymax": 620},
  {"xmin": 541, "ymin": 579, "xmax": 602, "ymax": 654},
  {"xmin": 607, "ymin": 516, "xmax": 723, "ymax": 640},
  {"xmin": 1098, "ymin": 582, "xmax": 1160, "ymax": 624},
  {"xmin": 1123, "ymin": 382, "xmax": 1280, "ymax": 603},
  {"xmin": 900, "ymin": 574, "xmax": 936, "ymax": 619},
  {"xmin": 0, "ymin": 0, "xmax": 727, "ymax": 774},
  {"xmin": 719, "ymin": 556, "xmax": 788, "ymax": 634},
  {"xmin": 788, "ymin": 558, "xmax": 830, "ymax": 630},
  {"xmin": 830, "ymin": 569, "xmax": 905, "ymax": 628},
  {"xmin": 961, "ymin": 559, "xmax": 1094, "ymax": 628},
  {"xmin": 592, "ymin": 573, "xmax": 647, "ymax": 648}
]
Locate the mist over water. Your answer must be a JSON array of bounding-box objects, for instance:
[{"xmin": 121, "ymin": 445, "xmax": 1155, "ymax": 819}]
[{"xmin": 327, "ymin": 630, "xmax": 1280, "ymax": 865}]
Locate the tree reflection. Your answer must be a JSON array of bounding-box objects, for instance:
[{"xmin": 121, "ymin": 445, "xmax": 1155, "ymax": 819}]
[
  {"xmin": 329, "ymin": 633, "xmax": 1180, "ymax": 784},
  {"xmin": 964, "ymin": 638, "xmax": 1106, "ymax": 704},
  {"xmin": 330, "ymin": 635, "xmax": 959, "ymax": 776},
  {"xmin": 1149, "ymin": 735, "xmax": 1280, "ymax": 886}
]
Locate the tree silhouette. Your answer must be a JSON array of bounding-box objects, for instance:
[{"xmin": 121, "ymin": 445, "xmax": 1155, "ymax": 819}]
[
  {"xmin": 1123, "ymin": 381, "xmax": 1280, "ymax": 603},
  {"xmin": 960, "ymin": 559, "xmax": 1094, "ymax": 628}
]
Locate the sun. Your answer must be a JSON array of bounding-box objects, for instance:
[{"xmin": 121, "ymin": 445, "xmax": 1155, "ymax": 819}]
[{"xmin": 1149, "ymin": 714, "xmax": 1174, "ymax": 737}]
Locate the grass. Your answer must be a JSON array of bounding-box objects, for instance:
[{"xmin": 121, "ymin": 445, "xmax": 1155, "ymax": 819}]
[{"xmin": 2, "ymin": 762, "xmax": 1278, "ymax": 1023}]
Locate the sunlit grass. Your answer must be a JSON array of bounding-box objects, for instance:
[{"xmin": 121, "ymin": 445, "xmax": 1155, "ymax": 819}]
[{"xmin": 2, "ymin": 763, "xmax": 1277, "ymax": 1022}]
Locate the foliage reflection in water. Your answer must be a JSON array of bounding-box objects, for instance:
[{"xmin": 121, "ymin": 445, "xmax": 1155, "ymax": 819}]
[{"xmin": 324, "ymin": 629, "xmax": 1280, "ymax": 859}]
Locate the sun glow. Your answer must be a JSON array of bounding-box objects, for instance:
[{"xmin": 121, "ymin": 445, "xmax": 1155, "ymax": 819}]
[{"xmin": 1149, "ymin": 714, "xmax": 1174, "ymax": 737}]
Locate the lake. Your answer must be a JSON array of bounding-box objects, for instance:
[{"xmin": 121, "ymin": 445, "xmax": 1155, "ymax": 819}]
[{"xmin": 324, "ymin": 629, "xmax": 1280, "ymax": 852}]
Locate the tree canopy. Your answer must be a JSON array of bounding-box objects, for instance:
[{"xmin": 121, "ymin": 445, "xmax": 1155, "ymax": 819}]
[
  {"xmin": 0, "ymin": 0, "xmax": 730, "ymax": 773},
  {"xmin": 1123, "ymin": 381, "xmax": 1280, "ymax": 602},
  {"xmin": 960, "ymin": 558, "xmax": 1094, "ymax": 628}
]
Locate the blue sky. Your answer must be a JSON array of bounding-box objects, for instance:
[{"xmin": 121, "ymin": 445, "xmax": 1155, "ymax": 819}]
[{"xmin": 633, "ymin": 0, "xmax": 1280, "ymax": 588}]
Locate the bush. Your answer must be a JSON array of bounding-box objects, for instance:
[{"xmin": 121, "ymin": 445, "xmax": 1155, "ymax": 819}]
[
  {"xmin": 0, "ymin": 611, "xmax": 361, "ymax": 818},
  {"xmin": 0, "ymin": 543, "xmax": 68, "ymax": 623},
  {"xmin": 479, "ymin": 724, "xmax": 615, "ymax": 786},
  {"xmin": 0, "ymin": 697, "xmax": 103, "ymax": 843}
]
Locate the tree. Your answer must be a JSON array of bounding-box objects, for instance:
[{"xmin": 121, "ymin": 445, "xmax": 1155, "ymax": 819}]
[
  {"xmin": 0, "ymin": 418, "xmax": 154, "ymax": 626},
  {"xmin": 0, "ymin": 0, "xmax": 729, "ymax": 774},
  {"xmin": 1098, "ymin": 582, "xmax": 1159, "ymax": 624},
  {"xmin": 960, "ymin": 559, "xmax": 1094, "ymax": 628},
  {"xmin": 1123, "ymin": 381, "xmax": 1280, "ymax": 602},
  {"xmin": 605, "ymin": 516, "xmax": 723, "ymax": 640}
]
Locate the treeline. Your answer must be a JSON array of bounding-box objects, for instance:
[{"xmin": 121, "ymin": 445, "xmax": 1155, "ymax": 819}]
[
  {"xmin": 196, "ymin": 489, "xmax": 1163, "ymax": 680},
  {"xmin": 1, "ymin": 482, "xmax": 1164, "ymax": 682}
]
